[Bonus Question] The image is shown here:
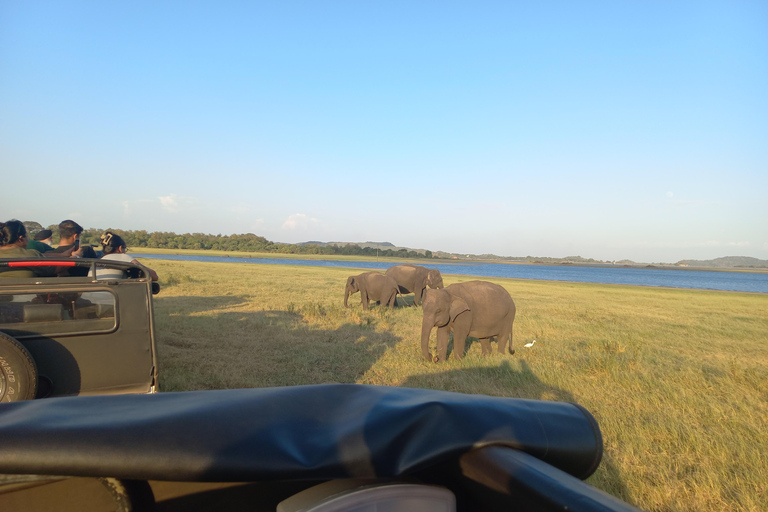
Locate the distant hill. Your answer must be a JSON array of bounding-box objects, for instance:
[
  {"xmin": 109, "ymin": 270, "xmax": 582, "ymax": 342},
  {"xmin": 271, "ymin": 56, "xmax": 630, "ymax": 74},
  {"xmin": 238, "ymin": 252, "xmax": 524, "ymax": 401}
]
[
  {"xmin": 676, "ymin": 256, "xmax": 768, "ymax": 269},
  {"xmin": 301, "ymin": 241, "xmax": 395, "ymax": 248},
  {"xmin": 298, "ymin": 241, "xmax": 768, "ymax": 269},
  {"xmin": 299, "ymin": 241, "xmax": 425, "ymax": 253}
]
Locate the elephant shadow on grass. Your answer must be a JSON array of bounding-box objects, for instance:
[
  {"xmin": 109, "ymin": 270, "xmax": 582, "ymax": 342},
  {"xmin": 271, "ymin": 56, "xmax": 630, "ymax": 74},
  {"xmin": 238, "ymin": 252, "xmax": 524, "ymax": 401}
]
[
  {"xmin": 153, "ymin": 295, "xmax": 401, "ymax": 392},
  {"xmin": 402, "ymin": 360, "xmax": 633, "ymax": 506},
  {"xmin": 403, "ymin": 360, "xmax": 575, "ymax": 404}
]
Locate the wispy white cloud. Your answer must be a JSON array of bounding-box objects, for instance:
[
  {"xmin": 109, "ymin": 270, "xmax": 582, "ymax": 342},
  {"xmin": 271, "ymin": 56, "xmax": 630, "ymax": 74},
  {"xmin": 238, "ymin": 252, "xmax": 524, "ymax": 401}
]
[
  {"xmin": 158, "ymin": 194, "xmax": 199, "ymax": 214},
  {"xmin": 281, "ymin": 213, "xmax": 319, "ymax": 231},
  {"xmin": 159, "ymin": 194, "xmax": 180, "ymax": 212}
]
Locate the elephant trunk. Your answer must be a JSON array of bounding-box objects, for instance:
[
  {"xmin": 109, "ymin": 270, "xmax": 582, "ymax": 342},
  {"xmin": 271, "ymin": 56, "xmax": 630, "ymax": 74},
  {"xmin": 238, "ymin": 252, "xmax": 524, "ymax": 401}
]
[
  {"xmin": 344, "ymin": 287, "xmax": 350, "ymax": 308},
  {"xmin": 421, "ymin": 319, "xmax": 434, "ymax": 362}
]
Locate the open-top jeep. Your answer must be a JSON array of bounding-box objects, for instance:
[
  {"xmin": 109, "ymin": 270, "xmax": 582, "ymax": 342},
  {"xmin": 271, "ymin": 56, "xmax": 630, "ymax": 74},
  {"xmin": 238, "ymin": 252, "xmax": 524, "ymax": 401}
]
[{"xmin": 0, "ymin": 257, "xmax": 159, "ymax": 402}]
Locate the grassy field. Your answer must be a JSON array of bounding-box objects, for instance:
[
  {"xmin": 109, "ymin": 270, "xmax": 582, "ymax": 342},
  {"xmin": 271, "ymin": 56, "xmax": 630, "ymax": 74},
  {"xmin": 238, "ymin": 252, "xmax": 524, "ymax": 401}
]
[{"xmin": 141, "ymin": 256, "xmax": 768, "ymax": 512}]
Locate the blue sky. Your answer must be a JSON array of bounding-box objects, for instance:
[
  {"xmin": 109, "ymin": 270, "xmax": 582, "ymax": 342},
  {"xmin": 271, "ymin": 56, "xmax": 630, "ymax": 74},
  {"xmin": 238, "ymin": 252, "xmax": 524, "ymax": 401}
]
[{"xmin": 2, "ymin": 1, "xmax": 766, "ymax": 262}]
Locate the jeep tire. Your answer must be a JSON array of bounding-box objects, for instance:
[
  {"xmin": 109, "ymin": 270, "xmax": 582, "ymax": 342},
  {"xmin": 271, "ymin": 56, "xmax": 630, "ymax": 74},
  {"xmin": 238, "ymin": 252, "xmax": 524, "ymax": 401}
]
[{"xmin": 0, "ymin": 332, "xmax": 38, "ymax": 402}]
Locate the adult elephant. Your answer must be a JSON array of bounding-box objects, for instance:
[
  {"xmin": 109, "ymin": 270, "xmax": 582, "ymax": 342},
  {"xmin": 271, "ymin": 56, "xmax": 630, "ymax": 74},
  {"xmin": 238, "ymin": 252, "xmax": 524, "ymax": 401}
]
[
  {"xmin": 421, "ymin": 281, "xmax": 516, "ymax": 362},
  {"xmin": 385, "ymin": 264, "xmax": 444, "ymax": 306},
  {"xmin": 344, "ymin": 272, "xmax": 399, "ymax": 310}
]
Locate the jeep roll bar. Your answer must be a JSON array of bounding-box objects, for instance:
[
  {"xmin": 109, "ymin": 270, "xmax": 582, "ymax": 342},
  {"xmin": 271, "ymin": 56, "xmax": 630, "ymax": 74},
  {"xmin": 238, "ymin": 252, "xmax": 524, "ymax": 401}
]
[
  {"xmin": 1, "ymin": 257, "xmax": 150, "ymax": 276},
  {"xmin": 0, "ymin": 258, "xmax": 159, "ymax": 293}
]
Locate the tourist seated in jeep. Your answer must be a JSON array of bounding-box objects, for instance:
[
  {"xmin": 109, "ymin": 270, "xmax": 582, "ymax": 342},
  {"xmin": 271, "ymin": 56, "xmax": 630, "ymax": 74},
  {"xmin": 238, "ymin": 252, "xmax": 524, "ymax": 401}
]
[
  {"xmin": 89, "ymin": 231, "xmax": 158, "ymax": 281},
  {"xmin": 26, "ymin": 229, "xmax": 55, "ymax": 254},
  {"xmin": 0, "ymin": 220, "xmax": 53, "ymax": 278},
  {"xmin": 47, "ymin": 219, "xmax": 98, "ymax": 276}
]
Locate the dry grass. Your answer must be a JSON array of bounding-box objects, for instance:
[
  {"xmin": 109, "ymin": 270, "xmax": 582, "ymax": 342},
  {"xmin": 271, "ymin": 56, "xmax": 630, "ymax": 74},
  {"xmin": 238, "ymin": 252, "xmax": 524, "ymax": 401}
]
[{"xmin": 143, "ymin": 257, "xmax": 768, "ymax": 512}]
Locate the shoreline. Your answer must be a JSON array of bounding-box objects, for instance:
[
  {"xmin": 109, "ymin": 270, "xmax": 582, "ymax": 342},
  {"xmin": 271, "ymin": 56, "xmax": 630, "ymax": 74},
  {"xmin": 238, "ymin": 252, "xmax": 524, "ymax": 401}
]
[
  {"xmin": 130, "ymin": 247, "xmax": 768, "ymax": 274},
  {"xmin": 131, "ymin": 250, "xmax": 768, "ymax": 294}
]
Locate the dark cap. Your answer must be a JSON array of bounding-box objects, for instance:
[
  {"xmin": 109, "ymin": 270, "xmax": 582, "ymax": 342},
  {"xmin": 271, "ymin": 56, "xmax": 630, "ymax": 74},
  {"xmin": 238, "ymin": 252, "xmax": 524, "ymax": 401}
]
[{"xmin": 34, "ymin": 229, "xmax": 53, "ymax": 241}]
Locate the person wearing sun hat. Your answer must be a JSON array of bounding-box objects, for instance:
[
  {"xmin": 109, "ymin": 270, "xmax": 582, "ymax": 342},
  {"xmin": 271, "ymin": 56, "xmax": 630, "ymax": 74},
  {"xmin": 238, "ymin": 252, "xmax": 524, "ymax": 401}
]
[{"xmin": 26, "ymin": 229, "xmax": 55, "ymax": 253}]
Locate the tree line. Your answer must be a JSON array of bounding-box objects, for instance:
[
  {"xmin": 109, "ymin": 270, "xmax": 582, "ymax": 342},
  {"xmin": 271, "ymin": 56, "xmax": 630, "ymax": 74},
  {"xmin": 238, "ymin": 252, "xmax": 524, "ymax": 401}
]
[{"xmin": 22, "ymin": 221, "xmax": 432, "ymax": 259}]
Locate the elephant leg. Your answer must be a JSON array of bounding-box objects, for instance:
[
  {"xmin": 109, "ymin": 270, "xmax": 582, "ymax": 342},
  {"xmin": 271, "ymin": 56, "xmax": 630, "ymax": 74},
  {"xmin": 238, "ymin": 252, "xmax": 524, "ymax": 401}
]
[
  {"xmin": 497, "ymin": 322, "xmax": 514, "ymax": 355},
  {"xmin": 422, "ymin": 323, "xmax": 434, "ymax": 361},
  {"xmin": 387, "ymin": 291, "xmax": 396, "ymax": 308},
  {"xmin": 361, "ymin": 290, "xmax": 369, "ymax": 310},
  {"xmin": 414, "ymin": 287, "xmax": 424, "ymax": 306},
  {"xmin": 450, "ymin": 313, "xmax": 472, "ymax": 360},
  {"xmin": 479, "ymin": 337, "xmax": 493, "ymax": 355},
  {"xmin": 436, "ymin": 327, "xmax": 450, "ymax": 362}
]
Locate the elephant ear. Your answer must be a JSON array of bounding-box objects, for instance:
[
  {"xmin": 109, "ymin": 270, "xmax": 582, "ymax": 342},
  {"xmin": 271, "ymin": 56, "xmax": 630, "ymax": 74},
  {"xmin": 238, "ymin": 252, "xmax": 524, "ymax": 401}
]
[
  {"xmin": 428, "ymin": 270, "xmax": 443, "ymax": 288},
  {"xmin": 347, "ymin": 276, "xmax": 357, "ymax": 289},
  {"xmin": 449, "ymin": 296, "xmax": 470, "ymax": 322}
]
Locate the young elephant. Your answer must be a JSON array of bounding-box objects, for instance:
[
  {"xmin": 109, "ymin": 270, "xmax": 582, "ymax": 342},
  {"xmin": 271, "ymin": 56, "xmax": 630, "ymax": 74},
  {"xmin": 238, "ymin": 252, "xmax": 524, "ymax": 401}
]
[
  {"xmin": 344, "ymin": 272, "xmax": 399, "ymax": 310},
  {"xmin": 385, "ymin": 264, "xmax": 444, "ymax": 306},
  {"xmin": 421, "ymin": 281, "xmax": 516, "ymax": 362}
]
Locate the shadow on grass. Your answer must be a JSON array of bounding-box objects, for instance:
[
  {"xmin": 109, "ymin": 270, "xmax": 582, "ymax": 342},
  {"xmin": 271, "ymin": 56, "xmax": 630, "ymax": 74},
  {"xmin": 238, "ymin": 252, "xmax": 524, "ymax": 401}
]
[
  {"xmin": 403, "ymin": 360, "xmax": 573, "ymax": 401},
  {"xmin": 402, "ymin": 360, "xmax": 633, "ymax": 505},
  {"xmin": 153, "ymin": 295, "xmax": 401, "ymax": 390}
]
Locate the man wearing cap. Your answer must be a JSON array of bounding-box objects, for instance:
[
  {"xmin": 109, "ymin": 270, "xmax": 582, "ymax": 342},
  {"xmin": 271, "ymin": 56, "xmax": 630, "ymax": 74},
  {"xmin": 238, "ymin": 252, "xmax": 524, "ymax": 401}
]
[{"xmin": 26, "ymin": 229, "xmax": 55, "ymax": 253}]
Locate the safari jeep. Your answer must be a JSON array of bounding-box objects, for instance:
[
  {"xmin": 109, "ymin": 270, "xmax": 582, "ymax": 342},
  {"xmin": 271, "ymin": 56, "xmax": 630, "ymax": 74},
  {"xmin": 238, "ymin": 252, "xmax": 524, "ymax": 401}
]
[{"xmin": 0, "ymin": 257, "xmax": 159, "ymax": 402}]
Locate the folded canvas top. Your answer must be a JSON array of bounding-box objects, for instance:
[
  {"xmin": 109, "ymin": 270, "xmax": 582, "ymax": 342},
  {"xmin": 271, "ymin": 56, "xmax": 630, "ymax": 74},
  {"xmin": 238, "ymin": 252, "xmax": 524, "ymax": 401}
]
[{"xmin": 0, "ymin": 384, "xmax": 602, "ymax": 482}]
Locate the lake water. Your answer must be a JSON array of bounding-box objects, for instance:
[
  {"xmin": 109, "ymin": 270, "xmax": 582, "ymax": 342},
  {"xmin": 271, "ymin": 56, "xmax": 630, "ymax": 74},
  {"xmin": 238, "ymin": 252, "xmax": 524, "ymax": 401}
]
[{"xmin": 133, "ymin": 254, "xmax": 768, "ymax": 293}]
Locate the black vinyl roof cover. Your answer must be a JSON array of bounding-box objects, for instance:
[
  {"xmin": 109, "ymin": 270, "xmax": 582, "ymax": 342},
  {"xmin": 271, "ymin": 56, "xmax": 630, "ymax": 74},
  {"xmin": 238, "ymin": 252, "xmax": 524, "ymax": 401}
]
[{"xmin": 0, "ymin": 384, "xmax": 602, "ymax": 482}]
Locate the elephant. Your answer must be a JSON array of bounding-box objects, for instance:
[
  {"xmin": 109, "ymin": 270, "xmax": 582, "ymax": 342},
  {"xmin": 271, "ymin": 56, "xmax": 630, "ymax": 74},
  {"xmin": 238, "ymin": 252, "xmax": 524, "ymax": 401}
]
[
  {"xmin": 344, "ymin": 272, "xmax": 399, "ymax": 310},
  {"xmin": 421, "ymin": 281, "xmax": 516, "ymax": 362},
  {"xmin": 384, "ymin": 264, "xmax": 444, "ymax": 306}
]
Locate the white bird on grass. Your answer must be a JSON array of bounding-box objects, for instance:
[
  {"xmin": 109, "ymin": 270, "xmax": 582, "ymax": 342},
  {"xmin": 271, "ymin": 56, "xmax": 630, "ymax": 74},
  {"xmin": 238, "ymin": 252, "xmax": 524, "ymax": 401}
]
[{"xmin": 523, "ymin": 340, "xmax": 536, "ymax": 348}]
